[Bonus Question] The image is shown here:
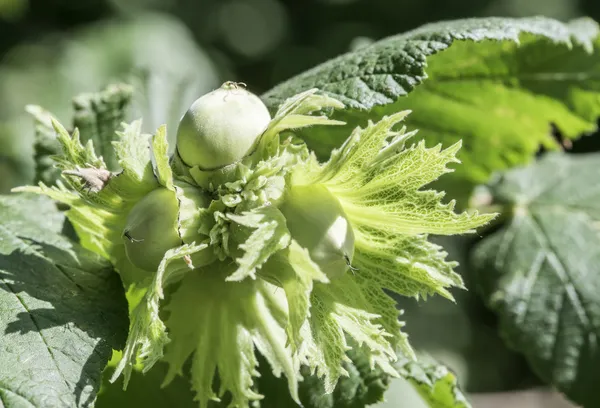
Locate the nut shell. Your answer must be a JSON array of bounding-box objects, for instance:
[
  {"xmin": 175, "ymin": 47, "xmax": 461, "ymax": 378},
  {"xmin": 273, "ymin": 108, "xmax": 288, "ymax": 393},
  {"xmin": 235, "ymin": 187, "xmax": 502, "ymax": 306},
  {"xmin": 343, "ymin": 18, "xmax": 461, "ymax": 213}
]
[
  {"xmin": 123, "ymin": 188, "xmax": 182, "ymax": 272},
  {"xmin": 279, "ymin": 184, "xmax": 355, "ymax": 279},
  {"xmin": 176, "ymin": 83, "xmax": 271, "ymax": 170}
]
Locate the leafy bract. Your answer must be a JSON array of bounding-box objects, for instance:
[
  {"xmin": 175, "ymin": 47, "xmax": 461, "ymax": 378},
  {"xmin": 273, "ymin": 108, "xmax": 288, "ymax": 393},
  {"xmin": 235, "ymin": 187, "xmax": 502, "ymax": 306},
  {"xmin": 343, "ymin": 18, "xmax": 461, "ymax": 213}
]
[
  {"xmin": 17, "ymin": 86, "xmax": 494, "ymax": 408},
  {"xmin": 264, "ymin": 17, "xmax": 600, "ymax": 203},
  {"xmin": 13, "ymin": 116, "xmax": 202, "ymax": 395},
  {"xmin": 162, "ymin": 264, "xmax": 300, "ymax": 408},
  {"xmin": 470, "ymin": 152, "xmax": 600, "ymax": 407},
  {"xmin": 226, "ymin": 206, "xmax": 291, "ymax": 281},
  {"xmin": 260, "ymin": 240, "xmax": 328, "ymax": 354},
  {"xmin": 286, "ymin": 111, "xmax": 494, "ymax": 392},
  {"xmin": 15, "ymin": 119, "xmax": 160, "ymax": 287},
  {"xmin": 100, "ymin": 345, "xmax": 391, "ymax": 408},
  {"xmin": 0, "ymin": 194, "xmax": 128, "ymax": 407},
  {"xmin": 305, "ymin": 278, "xmax": 399, "ymax": 393},
  {"xmin": 398, "ymin": 356, "xmax": 471, "ymax": 408}
]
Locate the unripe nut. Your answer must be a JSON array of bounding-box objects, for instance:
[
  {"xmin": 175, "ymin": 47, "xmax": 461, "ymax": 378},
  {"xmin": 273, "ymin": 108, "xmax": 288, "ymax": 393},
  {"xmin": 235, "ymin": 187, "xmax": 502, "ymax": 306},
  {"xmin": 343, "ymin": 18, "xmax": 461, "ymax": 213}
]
[
  {"xmin": 123, "ymin": 188, "xmax": 182, "ymax": 272},
  {"xmin": 279, "ymin": 184, "xmax": 355, "ymax": 279},
  {"xmin": 176, "ymin": 82, "xmax": 271, "ymax": 170}
]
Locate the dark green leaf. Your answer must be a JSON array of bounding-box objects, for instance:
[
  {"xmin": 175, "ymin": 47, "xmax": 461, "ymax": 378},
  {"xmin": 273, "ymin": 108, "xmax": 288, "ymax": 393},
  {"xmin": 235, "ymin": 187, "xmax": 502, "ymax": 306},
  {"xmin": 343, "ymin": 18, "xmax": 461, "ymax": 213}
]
[
  {"xmin": 72, "ymin": 83, "xmax": 133, "ymax": 171},
  {"xmin": 0, "ymin": 193, "xmax": 128, "ymax": 407},
  {"xmin": 97, "ymin": 353, "xmax": 196, "ymax": 408},
  {"xmin": 398, "ymin": 355, "xmax": 471, "ymax": 408},
  {"xmin": 257, "ymin": 346, "xmax": 390, "ymax": 408},
  {"xmin": 28, "ymin": 105, "xmax": 63, "ymax": 186},
  {"xmin": 27, "ymin": 83, "xmax": 133, "ymax": 185},
  {"xmin": 398, "ymin": 236, "xmax": 539, "ymax": 394},
  {"xmin": 263, "ymin": 17, "xmax": 600, "ymax": 203},
  {"xmin": 470, "ymin": 152, "xmax": 600, "ymax": 407}
]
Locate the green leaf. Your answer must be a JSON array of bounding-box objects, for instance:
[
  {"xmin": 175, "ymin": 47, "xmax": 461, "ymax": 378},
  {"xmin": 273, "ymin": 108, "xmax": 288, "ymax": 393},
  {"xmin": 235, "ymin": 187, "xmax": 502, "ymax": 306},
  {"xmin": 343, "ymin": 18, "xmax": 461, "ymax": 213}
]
[
  {"xmin": 0, "ymin": 193, "xmax": 128, "ymax": 407},
  {"xmin": 263, "ymin": 17, "xmax": 600, "ymax": 203},
  {"xmin": 398, "ymin": 355, "xmax": 471, "ymax": 408},
  {"xmin": 72, "ymin": 83, "xmax": 134, "ymax": 171},
  {"xmin": 470, "ymin": 152, "xmax": 600, "ymax": 407}
]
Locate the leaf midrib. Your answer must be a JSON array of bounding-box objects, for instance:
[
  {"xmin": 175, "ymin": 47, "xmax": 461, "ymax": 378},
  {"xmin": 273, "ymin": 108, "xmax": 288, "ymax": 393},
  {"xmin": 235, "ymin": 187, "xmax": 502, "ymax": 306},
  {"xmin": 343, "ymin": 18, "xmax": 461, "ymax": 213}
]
[{"xmin": 504, "ymin": 208, "xmax": 598, "ymax": 335}]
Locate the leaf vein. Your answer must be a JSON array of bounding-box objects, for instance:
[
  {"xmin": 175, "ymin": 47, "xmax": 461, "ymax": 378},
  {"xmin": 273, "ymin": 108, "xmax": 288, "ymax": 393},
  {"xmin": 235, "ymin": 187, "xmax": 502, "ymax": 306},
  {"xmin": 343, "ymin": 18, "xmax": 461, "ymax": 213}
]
[
  {"xmin": 529, "ymin": 212, "xmax": 597, "ymax": 346},
  {"xmin": 0, "ymin": 386, "xmax": 37, "ymax": 408},
  {"xmin": 494, "ymin": 214, "xmax": 522, "ymax": 271},
  {"xmin": 550, "ymin": 291, "xmax": 567, "ymax": 367},
  {"xmin": 0, "ymin": 275, "xmax": 72, "ymax": 392},
  {"xmin": 516, "ymin": 249, "xmax": 546, "ymax": 328}
]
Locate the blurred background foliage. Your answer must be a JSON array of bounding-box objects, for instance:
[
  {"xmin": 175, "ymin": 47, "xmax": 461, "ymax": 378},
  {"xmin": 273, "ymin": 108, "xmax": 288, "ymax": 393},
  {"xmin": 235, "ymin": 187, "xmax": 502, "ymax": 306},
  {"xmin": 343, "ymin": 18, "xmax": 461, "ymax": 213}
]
[{"xmin": 0, "ymin": 0, "xmax": 597, "ymax": 406}]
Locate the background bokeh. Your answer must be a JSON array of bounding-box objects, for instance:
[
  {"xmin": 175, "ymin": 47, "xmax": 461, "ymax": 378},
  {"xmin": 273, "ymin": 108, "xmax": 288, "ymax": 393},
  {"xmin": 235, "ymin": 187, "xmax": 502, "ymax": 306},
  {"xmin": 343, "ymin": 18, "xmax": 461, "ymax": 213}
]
[{"xmin": 0, "ymin": 1, "xmax": 595, "ymax": 406}]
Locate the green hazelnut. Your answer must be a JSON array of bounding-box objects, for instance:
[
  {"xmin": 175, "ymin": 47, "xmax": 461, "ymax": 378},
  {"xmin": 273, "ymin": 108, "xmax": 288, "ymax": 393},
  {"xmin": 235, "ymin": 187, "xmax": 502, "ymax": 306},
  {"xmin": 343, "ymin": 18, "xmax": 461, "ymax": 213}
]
[
  {"xmin": 123, "ymin": 188, "xmax": 182, "ymax": 272},
  {"xmin": 176, "ymin": 81, "xmax": 271, "ymax": 170},
  {"xmin": 279, "ymin": 184, "xmax": 355, "ymax": 279}
]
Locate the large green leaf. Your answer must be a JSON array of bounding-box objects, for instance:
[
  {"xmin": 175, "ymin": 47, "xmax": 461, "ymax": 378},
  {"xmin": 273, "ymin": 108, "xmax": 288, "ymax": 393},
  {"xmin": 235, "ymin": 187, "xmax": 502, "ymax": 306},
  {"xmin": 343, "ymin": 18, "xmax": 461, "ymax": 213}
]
[
  {"xmin": 263, "ymin": 17, "xmax": 600, "ymax": 203},
  {"xmin": 470, "ymin": 152, "xmax": 600, "ymax": 407},
  {"xmin": 0, "ymin": 193, "xmax": 128, "ymax": 407},
  {"xmin": 397, "ymin": 236, "xmax": 538, "ymax": 393}
]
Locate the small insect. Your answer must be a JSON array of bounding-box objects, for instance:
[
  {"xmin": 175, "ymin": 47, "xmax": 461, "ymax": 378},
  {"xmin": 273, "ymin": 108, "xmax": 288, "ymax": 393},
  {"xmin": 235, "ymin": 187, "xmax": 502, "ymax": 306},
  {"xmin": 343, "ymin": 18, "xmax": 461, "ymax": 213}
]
[
  {"xmin": 123, "ymin": 230, "xmax": 143, "ymax": 243},
  {"xmin": 183, "ymin": 254, "xmax": 194, "ymax": 269},
  {"xmin": 223, "ymin": 82, "xmax": 248, "ymax": 102},
  {"xmin": 345, "ymin": 254, "xmax": 359, "ymax": 275},
  {"xmin": 222, "ymin": 81, "xmax": 247, "ymax": 90},
  {"xmin": 62, "ymin": 165, "xmax": 112, "ymax": 193}
]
